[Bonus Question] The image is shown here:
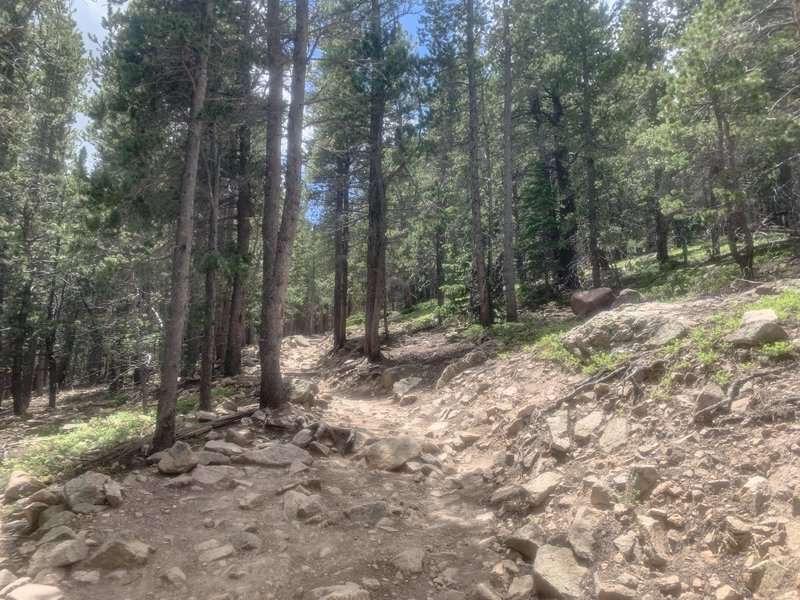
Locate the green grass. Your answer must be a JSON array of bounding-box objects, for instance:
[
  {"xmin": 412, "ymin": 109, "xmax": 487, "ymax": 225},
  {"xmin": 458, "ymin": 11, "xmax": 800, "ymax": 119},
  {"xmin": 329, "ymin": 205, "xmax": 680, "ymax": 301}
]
[
  {"xmin": 177, "ymin": 393, "xmax": 199, "ymax": 414},
  {"xmin": 1, "ymin": 411, "xmax": 155, "ymax": 480},
  {"xmin": 750, "ymin": 290, "xmax": 800, "ymax": 322},
  {"xmin": 761, "ymin": 340, "xmax": 798, "ymax": 359}
]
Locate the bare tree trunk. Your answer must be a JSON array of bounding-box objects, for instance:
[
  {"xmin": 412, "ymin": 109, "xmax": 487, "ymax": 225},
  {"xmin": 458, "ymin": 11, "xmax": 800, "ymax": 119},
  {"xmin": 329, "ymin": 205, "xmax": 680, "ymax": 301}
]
[
  {"xmin": 259, "ymin": 0, "xmax": 309, "ymax": 408},
  {"xmin": 332, "ymin": 154, "xmax": 351, "ymax": 350},
  {"xmin": 225, "ymin": 0, "xmax": 253, "ymax": 376},
  {"xmin": 152, "ymin": 0, "xmax": 213, "ymax": 451},
  {"xmin": 581, "ymin": 52, "xmax": 601, "ymax": 288},
  {"xmin": 434, "ymin": 221, "xmax": 444, "ymax": 323},
  {"xmin": 200, "ymin": 124, "xmax": 220, "ymax": 412},
  {"xmin": 501, "ymin": 0, "xmax": 517, "ymax": 322},
  {"xmin": 11, "ymin": 282, "xmax": 32, "ymax": 415},
  {"xmin": 363, "ymin": 0, "xmax": 388, "ymax": 360},
  {"xmin": 467, "ymin": 0, "xmax": 491, "ymax": 327}
]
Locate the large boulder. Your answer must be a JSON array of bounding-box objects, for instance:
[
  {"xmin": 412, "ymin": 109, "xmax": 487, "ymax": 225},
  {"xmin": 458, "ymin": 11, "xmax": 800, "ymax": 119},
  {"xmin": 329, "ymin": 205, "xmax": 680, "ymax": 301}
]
[
  {"xmin": 570, "ymin": 288, "xmax": 615, "ymax": 317},
  {"xmin": 730, "ymin": 309, "xmax": 789, "ymax": 347},
  {"xmin": 533, "ymin": 545, "xmax": 588, "ymax": 599},
  {"xmin": 364, "ymin": 435, "xmax": 422, "ymax": 471},
  {"xmin": 63, "ymin": 471, "xmax": 110, "ymax": 512},
  {"xmin": 3, "ymin": 471, "xmax": 45, "ymax": 504},
  {"xmin": 157, "ymin": 441, "xmax": 198, "ymax": 475}
]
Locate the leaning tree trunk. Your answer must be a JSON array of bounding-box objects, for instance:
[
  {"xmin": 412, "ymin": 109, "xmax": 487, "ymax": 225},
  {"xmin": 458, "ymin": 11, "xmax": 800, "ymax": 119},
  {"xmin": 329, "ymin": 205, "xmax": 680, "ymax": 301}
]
[
  {"xmin": 200, "ymin": 124, "xmax": 220, "ymax": 412},
  {"xmin": 501, "ymin": 0, "xmax": 517, "ymax": 322},
  {"xmin": 259, "ymin": 0, "xmax": 309, "ymax": 408},
  {"xmin": 152, "ymin": 0, "xmax": 213, "ymax": 451},
  {"xmin": 363, "ymin": 0, "xmax": 388, "ymax": 361},
  {"xmin": 466, "ymin": 0, "xmax": 491, "ymax": 327}
]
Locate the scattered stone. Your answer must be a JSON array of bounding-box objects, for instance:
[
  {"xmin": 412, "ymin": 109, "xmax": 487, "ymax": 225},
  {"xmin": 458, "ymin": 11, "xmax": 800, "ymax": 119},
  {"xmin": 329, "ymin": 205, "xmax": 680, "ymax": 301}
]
[
  {"xmin": 3, "ymin": 471, "xmax": 45, "ymax": 504},
  {"xmin": 28, "ymin": 539, "xmax": 88, "ymax": 576},
  {"xmin": 28, "ymin": 489, "xmax": 61, "ymax": 506},
  {"xmin": 162, "ymin": 567, "xmax": 187, "ymax": 586},
  {"xmin": 574, "ymin": 411, "xmax": 603, "ymax": 443},
  {"xmin": 163, "ymin": 475, "xmax": 193, "ymax": 489},
  {"xmin": 508, "ymin": 575, "xmax": 534, "ymax": 599},
  {"xmin": 473, "ymin": 583, "xmax": 502, "ymax": 600},
  {"xmin": 198, "ymin": 544, "xmax": 235, "ymax": 563},
  {"xmin": 595, "ymin": 577, "xmax": 636, "ymax": 600},
  {"xmin": 0, "ymin": 570, "xmax": 17, "ymax": 589},
  {"xmin": 238, "ymin": 492, "xmax": 265, "ymax": 511},
  {"xmin": 226, "ymin": 428, "xmax": 254, "ymax": 447},
  {"xmin": 63, "ymin": 471, "xmax": 110, "ymax": 512},
  {"xmin": 715, "ymin": 585, "xmax": 741, "ymax": 600},
  {"xmin": 283, "ymin": 491, "xmax": 323, "ymax": 520},
  {"xmin": 490, "ymin": 485, "xmax": 523, "ymax": 505},
  {"xmin": 628, "ymin": 465, "xmax": 659, "ymax": 498},
  {"xmin": 157, "ymin": 442, "xmax": 198, "ymax": 475},
  {"xmin": 590, "ymin": 482, "xmax": 614, "ymax": 506},
  {"xmin": 22, "ymin": 503, "xmax": 49, "ymax": 528},
  {"xmin": 393, "ymin": 377, "xmax": 422, "ymax": 399},
  {"xmin": 504, "ymin": 523, "xmax": 541, "ymax": 561},
  {"xmin": 195, "ymin": 410, "xmax": 218, "ymax": 422},
  {"xmin": 86, "ymin": 538, "xmax": 150, "ymax": 569},
  {"xmin": 197, "ymin": 450, "xmax": 232, "ymax": 466},
  {"xmin": 103, "ymin": 481, "xmax": 123, "ymax": 508},
  {"xmin": 381, "ymin": 367, "xmax": 402, "ymax": 389},
  {"xmin": 36, "ymin": 511, "xmax": 77, "ymax": 536},
  {"xmin": 523, "ymin": 471, "xmax": 562, "ymax": 507},
  {"xmin": 229, "ymin": 532, "xmax": 263, "ymax": 552},
  {"xmin": 307, "ymin": 583, "xmax": 370, "ymax": 600},
  {"xmin": 344, "ymin": 502, "xmax": 389, "ymax": 523},
  {"xmin": 567, "ymin": 506, "xmax": 604, "ymax": 561},
  {"xmin": 71, "ymin": 570, "xmax": 100, "ymax": 585},
  {"xmin": 234, "ymin": 444, "xmax": 313, "ymax": 467},
  {"xmin": 364, "ymin": 435, "xmax": 421, "ymax": 471},
  {"xmin": 599, "ymin": 418, "xmax": 629, "ymax": 453},
  {"xmin": 191, "ymin": 465, "xmax": 240, "ymax": 486},
  {"xmin": 656, "ymin": 575, "xmax": 681, "ymax": 597},
  {"xmin": 391, "ymin": 548, "xmax": 425, "ymax": 574},
  {"xmin": 612, "ymin": 289, "xmax": 642, "ymax": 308},
  {"xmin": 571, "ymin": 288, "xmax": 616, "ymax": 317},
  {"xmin": 638, "ymin": 516, "xmax": 670, "ymax": 567},
  {"xmin": 533, "ymin": 545, "xmax": 588, "ymax": 599}
]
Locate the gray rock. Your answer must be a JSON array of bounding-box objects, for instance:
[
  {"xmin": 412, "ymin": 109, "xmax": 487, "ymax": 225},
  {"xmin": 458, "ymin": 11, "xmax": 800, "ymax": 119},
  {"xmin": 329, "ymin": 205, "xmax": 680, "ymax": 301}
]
[
  {"xmin": 638, "ymin": 516, "xmax": 669, "ymax": 567},
  {"xmin": 27, "ymin": 538, "xmax": 88, "ymax": 576},
  {"xmin": 291, "ymin": 429, "xmax": 315, "ymax": 448},
  {"xmin": 195, "ymin": 410, "xmax": 218, "ymax": 422},
  {"xmin": 22, "ymin": 503, "xmax": 49, "ymax": 528},
  {"xmin": 694, "ymin": 383, "xmax": 725, "ymax": 418},
  {"xmin": 508, "ymin": 575, "xmax": 535, "ymax": 600},
  {"xmin": 86, "ymin": 538, "xmax": 150, "ymax": 569},
  {"xmin": 71, "ymin": 570, "xmax": 100, "ymax": 585},
  {"xmin": 103, "ymin": 481, "xmax": 123, "ymax": 508},
  {"xmin": 381, "ymin": 367, "xmax": 402, "ymax": 389},
  {"xmin": 283, "ymin": 491, "xmax": 323, "ymax": 520},
  {"xmin": 627, "ymin": 465, "xmax": 659, "ymax": 498},
  {"xmin": 191, "ymin": 465, "xmax": 241, "ymax": 486},
  {"xmin": 533, "ymin": 545, "xmax": 588, "ymax": 599},
  {"xmin": 391, "ymin": 549, "xmax": 425, "ymax": 574},
  {"xmin": 203, "ymin": 440, "xmax": 245, "ymax": 456},
  {"xmin": 162, "ymin": 567, "xmax": 186, "ymax": 586},
  {"xmin": 229, "ymin": 531, "xmax": 263, "ymax": 552},
  {"xmin": 344, "ymin": 502, "xmax": 389, "ymax": 523},
  {"xmin": 598, "ymin": 418, "xmax": 628, "ymax": 453},
  {"xmin": 198, "ymin": 544, "xmax": 234, "ymax": 563},
  {"xmin": 611, "ymin": 289, "xmax": 642, "ymax": 308},
  {"xmin": 504, "ymin": 523, "xmax": 541, "ymax": 561},
  {"xmin": 523, "ymin": 471, "xmax": 561, "ymax": 507},
  {"xmin": 3, "ymin": 471, "xmax": 45, "ymax": 504},
  {"xmin": 571, "ymin": 288, "xmax": 615, "ymax": 317},
  {"xmin": 64, "ymin": 472, "xmax": 110, "ymax": 511},
  {"xmin": 225, "ymin": 428, "xmax": 254, "ymax": 447},
  {"xmin": 364, "ymin": 435, "xmax": 422, "ymax": 471},
  {"xmin": 6, "ymin": 584, "xmax": 64, "ymax": 600},
  {"xmin": 590, "ymin": 482, "xmax": 614, "ymax": 506},
  {"xmin": 393, "ymin": 377, "xmax": 422, "ymax": 400},
  {"xmin": 36, "ymin": 512, "xmax": 77, "ymax": 536},
  {"xmin": 490, "ymin": 485, "xmax": 523, "ymax": 505},
  {"xmin": 157, "ymin": 441, "xmax": 198, "ymax": 475},
  {"xmin": 0, "ymin": 569, "xmax": 17, "ymax": 589},
  {"xmin": 196, "ymin": 451, "xmax": 232, "ymax": 466},
  {"xmin": 567, "ymin": 506, "xmax": 604, "ymax": 561},
  {"xmin": 574, "ymin": 411, "xmax": 603, "ymax": 443},
  {"xmin": 28, "ymin": 489, "xmax": 62, "ymax": 506},
  {"xmin": 238, "ymin": 492, "xmax": 264, "ymax": 510},
  {"xmin": 307, "ymin": 583, "xmax": 370, "ymax": 600},
  {"xmin": 731, "ymin": 309, "xmax": 789, "ymax": 346},
  {"xmin": 234, "ymin": 444, "xmax": 313, "ymax": 467}
]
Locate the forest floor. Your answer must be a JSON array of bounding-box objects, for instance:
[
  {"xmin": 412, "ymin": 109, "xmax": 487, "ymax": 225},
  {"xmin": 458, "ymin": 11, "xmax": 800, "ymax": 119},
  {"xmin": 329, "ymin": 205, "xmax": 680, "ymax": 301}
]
[{"xmin": 2, "ymin": 277, "xmax": 800, "ymax": 600}]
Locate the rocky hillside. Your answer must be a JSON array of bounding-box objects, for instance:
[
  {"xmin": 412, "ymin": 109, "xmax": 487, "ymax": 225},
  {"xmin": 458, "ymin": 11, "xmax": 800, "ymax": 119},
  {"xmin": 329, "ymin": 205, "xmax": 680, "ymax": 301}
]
[{"xmin": 1, "ymin": 281, "xmax": 799, "ymax": 600}]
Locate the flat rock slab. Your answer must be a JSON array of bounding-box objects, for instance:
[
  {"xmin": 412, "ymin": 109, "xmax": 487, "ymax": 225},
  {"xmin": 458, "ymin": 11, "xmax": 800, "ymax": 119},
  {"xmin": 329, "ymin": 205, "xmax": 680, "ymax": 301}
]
[
  {"xmin": 574, "ymin": 411, "xmax": 603, "ymax": 443},
  {"xmin": 598, "ymin": 417, "xmax": 629, "ymax": 453},
  {"xmin": 364, "ymin": 435, "xmax": 422, "ymax": 471},
  {"xmin": 308, "ymin": 583, "xmax": 370, "ymax": 600},
  {"xmin": 233, "ymin": 445, "xmax": 313, "ymax": 467},
  {"xmin": 523, "ymin": 471, "xmax": 562, "ymax": 507},
  {"xmin": 86, "ymin": 538, "xmax": 150, "ymax": 569},
  {"xmin": 7, "ymin": 584, "xmax": 64, "ymax": 600},
  {"xmin": 533, "ymin": 545, "xmax": 588, "ymax": 599},
  {"xmin": 567, "ymin": 506, "xmax": 604, "ymax": 561}
]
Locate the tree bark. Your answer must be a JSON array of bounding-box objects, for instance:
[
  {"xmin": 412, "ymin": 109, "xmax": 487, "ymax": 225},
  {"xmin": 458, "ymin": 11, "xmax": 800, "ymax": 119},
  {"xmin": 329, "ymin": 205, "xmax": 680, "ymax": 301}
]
[
  {"xmin": 466, "ymin": 0, "xmax": 491, "ymax": 327},
  {"xmin": 501, "ymin": 0, "xmax": 517, "ymax": 322},
  {"xmin": 332, "ymin": 154, "xmax": 351, "ymax": 350},
  {"xmin": 363, "ymin": 0, "xmax": 388, "ymax": 360},
  {"xmin": 259, "ymin": 0, "xmax": 309, "ymax": 408},
  {"xmin": 224, "ymin": 0, "xmax": 253, "ymax": 376},
  {"xmin": 152, "ymin": 0, "xmax": 213, "ymax": 451},
  {"xmin": 581, "ymin": 49, "xmax": 601, "ymax": 288},
  {"xmin": 200, "ymin": 124, "xmax": 220, "ymax": 412}
]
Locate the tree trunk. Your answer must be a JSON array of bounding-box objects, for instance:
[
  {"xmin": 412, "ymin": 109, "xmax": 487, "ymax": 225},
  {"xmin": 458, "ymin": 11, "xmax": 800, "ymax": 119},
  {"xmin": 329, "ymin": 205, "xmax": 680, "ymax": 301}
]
[
  {"xmin": 332, "ymin": 154, "xmax": 351, "ymax": 350},
  {"xmin": 363, "ymin": 0, "xmax": 388, "ymax": 360},
  {"xmin": 466, "ymin": 0, "xmax": 491, "ymax": 327},
  {"xmin": 200, "ymin": 124, "xmax": 220, "ymax": 412},
  {"xmin": 501, "ymin": 0, "xmax": 517, "ymax": 322},
  {"xmin": 224, "ymin": 0, "xmax": 253, "ymax": 376},
  {"xmin": 152, "ymin": 0, "xmax": 213, "ymax": 451},
  {"xmin": 434, "ymin": 221, "xmax": 444, "ymax": 323},
  {"xmin": 259, "ymin": 0, "xmax": 309, "ymax": 408},
  {"xmin": 581, "ymin": 52, "xmax": 601, "ymax": 288},
  {"xmin": 550, "ymin": 94, "xmax": 579, "ymax": 290},
  {"xmin": 11, "ymin": 283, "xmax": 32, "ymax": 415}
]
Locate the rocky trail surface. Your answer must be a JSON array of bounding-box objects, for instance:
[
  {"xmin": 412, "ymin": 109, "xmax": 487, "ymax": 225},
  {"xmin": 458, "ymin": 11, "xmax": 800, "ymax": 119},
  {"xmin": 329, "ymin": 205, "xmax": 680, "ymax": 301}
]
[{"xmin": 2, "ymin": 281, "xmax": 800, "ymax": 600}]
